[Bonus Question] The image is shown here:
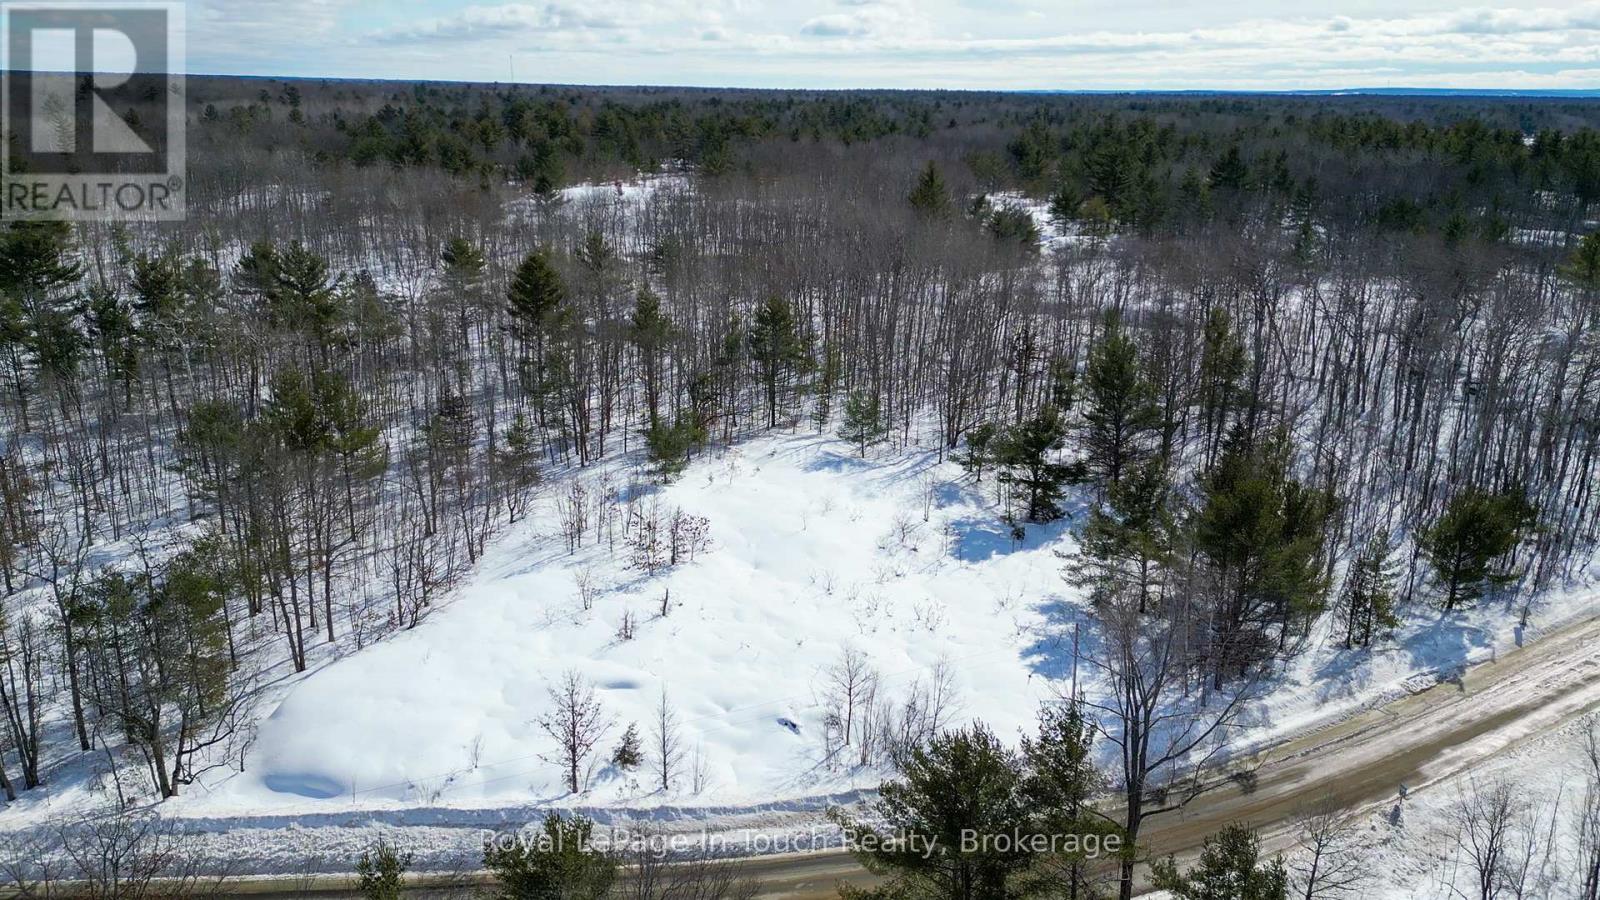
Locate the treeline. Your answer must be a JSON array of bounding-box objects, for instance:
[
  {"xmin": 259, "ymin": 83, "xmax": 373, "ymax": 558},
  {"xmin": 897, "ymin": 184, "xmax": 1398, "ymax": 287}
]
[{"xmin": 170, "ymin": 76, "xmax": 1600, "ymax": 234}]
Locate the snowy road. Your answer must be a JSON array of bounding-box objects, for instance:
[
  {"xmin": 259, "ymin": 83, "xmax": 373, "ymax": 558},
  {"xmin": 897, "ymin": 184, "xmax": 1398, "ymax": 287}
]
[
  {"xmin": 1143, "ymin": 605, "xmax": 1600, "ymax": 863},
  {"xmin": 203, "ymin": 606, "xmax": 1600, "ymax": 897}
]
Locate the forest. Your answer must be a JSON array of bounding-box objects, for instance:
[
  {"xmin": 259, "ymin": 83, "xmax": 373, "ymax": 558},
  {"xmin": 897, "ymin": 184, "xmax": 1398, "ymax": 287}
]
[{"xmin": 1, "ymin": 76, "xmax": 1599, "ymax": 897}]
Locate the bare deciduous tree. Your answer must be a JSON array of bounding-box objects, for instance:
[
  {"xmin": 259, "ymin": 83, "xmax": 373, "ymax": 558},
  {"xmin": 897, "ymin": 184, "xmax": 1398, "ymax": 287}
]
[
  {"xmin": 1451, "ymin": 778, "xmax": 1525, "ymax": 900},
  {"xmin": 1577, "ymin": 724, "xmax": 1600, "ymax": 900},
  {"xmin": 539, "ymin": 671, "xmax": 613, "ymax": 794},
  {"xmin": 652, "ymin": 687, "xmax": 684, "ymax": 793},
  {"xmin": 1289, "ymin": 796, "xmax": 1369, "ymax": 899},
  {"xmin": 1082, "ymin": 584, "xmax": 1259, "ymax": 900},
  {"xmin": 821, "ymin": 647, "xmax": 879, "ymax": 758}
]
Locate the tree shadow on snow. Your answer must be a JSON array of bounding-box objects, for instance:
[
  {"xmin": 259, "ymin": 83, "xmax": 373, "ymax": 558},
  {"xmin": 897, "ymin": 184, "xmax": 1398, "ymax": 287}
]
[
  {"xmin": 1308, "ymin": 608, "xmax": 1491, "ymax": 703},
  {"xmin": 948, "ymin": 514, "xmax": 1072, "ymax": 563},
  {"xmin": 1021, "ymin": 596, "xmax": 1096, "ymax": 681}
]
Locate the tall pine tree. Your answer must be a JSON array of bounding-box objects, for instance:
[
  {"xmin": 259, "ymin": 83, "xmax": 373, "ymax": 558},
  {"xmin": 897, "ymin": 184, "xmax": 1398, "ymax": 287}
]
[{"xmin": 1080, "ymin": 311, "xmax": 1162, "ymax": 491}]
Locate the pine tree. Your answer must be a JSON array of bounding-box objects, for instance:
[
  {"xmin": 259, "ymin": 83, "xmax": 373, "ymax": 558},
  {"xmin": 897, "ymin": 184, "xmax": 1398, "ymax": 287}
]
[
  {"xmin": 506, "ymin": 248, "xmax": 567, "ymax": 347},
  {"xmin": 441, "ymin": 236, "xmax": 489, "ymax": 327},
  {"xmin": 987, "ymin": 204, "xmax": 1041, "ymax": 248},
  {"xmin": 1081, "ymin": 311, "xmax": 1162, "ymax": 490},
  {"xmin": 908, "ymin": 161, "xmax": 950, "ymax": 218},
  {"xmin": 1021, "ymin": 701, "xmax": 1112, "ymax": 900},
  {"xmin": 1047, "ymin": 183, "xmax": 1080, "ymax": 231},
  {"xmin": 1420, "ymin": 487, "xmax": 1539, "ymax": 611},
  {"xmin": 484, "ymin": 813, "xmax": 616, "ymax": 900},
  {"xmin": 839, "ymin": 724, "xmax": 1034, "ymax": 900},
  {"xmin": 271, "ymin": 242, "xmax": 346, "ymax": 348},
  {"xmin": 1069, "ymin": 456, "xmax": 1175, "ymax": 613},
  {"xmin": 1339, "ymin": 532, "xmax": 1399, "ymax": 648},
  {"xmin": 644, "ymin": 418, "xmax": 704, "ymax": 482},
  {"xmin": 356, "ymin": 837, "xmax": 412, "ymax": 900},
  {"xmin": 441, "ymin": 236, "xmax": 486, "ymax": 277},
  {"xmin": 0, "ymin": 220, "xmax": 81, "ymax": 430},
  {"xmin": 1152, "ymin": 824, "xmax": 1288, "ymax": 900},
  {"xmin": 838, "ymin": 391, "xmax": 888, "ymax": 456},
  {"xmin": 1196, "ymin": 308, "xmax": 1246, "ymax": 465},
  {"xmin": 749, "ymin": 296, "xmax": 807, "ymax": 429},
  {"xmin": 1193, "ymin": 427, "xmax": 1334, "ymax": 683},
  {"xmin": 956, "ymin": 423, "xmax": 999, "ymax": 483},
  {"xmin": 612, "ymin": 723, "xmax": 643, "ymax": 770},
  {"xmin": 1208, "ymin": 146, "xmax": 1250, "ymax": 191},
  {"xmin": 995, "ymin": 407, "xmax": 1080, "ymax": 525},
  {"xmin": 1560, "ymin": 231, "xmax": 1600, "ymax": 289},
  {"xmin": 629, "ymin": 287, "xmax": 674, "ymax": 429},
  {"xmin": 495, "ymin": 414, "xmax": 542, "ymax": 521}
]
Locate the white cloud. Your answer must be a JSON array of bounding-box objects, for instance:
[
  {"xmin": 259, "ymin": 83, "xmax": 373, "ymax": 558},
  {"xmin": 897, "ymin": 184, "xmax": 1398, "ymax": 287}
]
[
  {"xmin": 371, "ymin": 3, "xmax": 631, "ymax": 44},
  {"xmin": 800, "ymin": 0, "xmax": 927, "ymax": 40}
]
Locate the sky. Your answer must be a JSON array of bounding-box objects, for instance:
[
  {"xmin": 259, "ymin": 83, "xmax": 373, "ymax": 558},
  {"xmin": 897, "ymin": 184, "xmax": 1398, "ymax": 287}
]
[{"xmin": 136, "ymin": 0, "xmax": 1600, "ymax": 90}]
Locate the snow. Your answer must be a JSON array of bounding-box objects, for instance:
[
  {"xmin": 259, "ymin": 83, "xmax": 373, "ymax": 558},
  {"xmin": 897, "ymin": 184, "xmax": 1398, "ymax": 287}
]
[
  {"xmin": 990, "ymin": 191, "xmax": 1091, "ymax": 250},
  {"xmin": 186, "ymin": 433, "xmax": 1065, "ymax": 815},
  {"xmin": 502, "ymin": 173, "xmax": 691, "ymax": 226}
]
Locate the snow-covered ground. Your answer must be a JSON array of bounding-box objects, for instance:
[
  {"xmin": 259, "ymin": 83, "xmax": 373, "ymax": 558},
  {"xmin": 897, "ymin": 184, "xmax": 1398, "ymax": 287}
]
[{"xmin": 217, "ymin": 435, "xmax": 1060, "ymax": 813}]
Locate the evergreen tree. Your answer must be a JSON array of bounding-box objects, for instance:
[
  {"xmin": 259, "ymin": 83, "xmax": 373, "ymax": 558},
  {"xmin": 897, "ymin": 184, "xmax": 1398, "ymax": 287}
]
[
  {"xmin": 495, "ymin": 413, "xmax": 542, "ymax": 521},
  {"xmin": 356, "ymin": 837, "xmax": 412, "ymax": 900},
  {"xmin": 1193, "ymin": 427, "xmax": 1334, "ymax": 683},
  {"xmin": 1020, "ymin": 701, "xmax": 1113, "ymax": 900},
  {"xmin": 1069, "ymin": 456, "xmax": 1175, "ymax": 613},
  {"xmin": 28, "ymin": 305, "xmax": 83, "ymax": 388},
  {"xmin": 996, "ymin": 407, "xmax": 1080, "ymax": 525},
  {"xmin": 612, "ymin": 723, "xmax": 643, "ymax": 770},
  {"xmin": 840, "ymin": 723, "xmax": 1034, "ymax": 900},
  {"xmin": 507, "ymin": 248, "xmax": 568, "ymax": 347},
  {"xmin": 0, "ymin": 221, "xmax": 82, "ymax": 299},
  {"xmin": 1208, "ymin": 146, "xmax": 1250, "ymax": 192},
  {"xmin": 484, "ymin": 813, "xmax": 617, "ymax": 900},
  {"xmin": 1081, "ymin": 312, "xmax": 1162, "ymax": 490},
  {"xmin": 644, "ymin": 418, "xmax": 705, "ymax": 482},
  {"xmin": 130, "ymin": 250, "xmax": 186, "ymax": 343},
  {"xmin": 908, "ymin": 162, "xmax": 951, "ymax": 218},
  {"xmin": 629, "ymin": 287, "xmax": 674, "ymax": 429},
  {"xmin": 1420, "ymin": 487, "xmax": 1539, "ymax": 611},
  {"xmin": 1009, "ymin": 121, "xmax": 1058, "ymax": 183},
  {"xmin": 1196, "ymin": 308, "xmax": 1247, "ymax": 465},
  {"xmin": 838, "ymin": 391, "xmax": 888, "ymax": 456},
  {"xmin": 1560, "ymin": 230, "xmax": 1600, "ymax": 289},
  {"xmin": 986, "ymin": 204, "xmax": 1041, "ymax": 248},
  {"xmin": 441, "ymin": 236, "xmax": 486, "ymax": 276},
  {"xmin": 271, "ymin": 242, "xmax": 347, "ymax": 348},
  {"xmin": 0, "ymin": 220, "xmax": 81, "ymax": 430},
  {"xmin": 77, "ymin": 540, "xmax": 236, "ymax": 799},
  {"xmin": 441, "ymin": 236, "xmax": 490, "ymax": 327},
  {"xmin": 811, "ymin": 342, "xmax": 843, "ymax": 430},
  {"xmin": 1151, "ymin": 823, "xmax": 1287, "ymax": 900},
  {"xmin": 749, "ymin": 296, "xmax": 807, "ymax": 429},
  {"xmin": 1046, "ymin": 183, "xmax": 1080, "ymax": 231},
  {"xmin": 1339, "ymin": 531, "xmax": 1399, "ymax": 648},
  {"xmin": 956, "ymin": 423, "xmax": 999, "ymax": 483}
]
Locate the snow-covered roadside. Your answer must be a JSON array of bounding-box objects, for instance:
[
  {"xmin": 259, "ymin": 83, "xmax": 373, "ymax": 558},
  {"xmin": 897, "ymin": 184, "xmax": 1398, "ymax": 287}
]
[{"xmin": 1314, "ymin": 710, "xmax": 1600, "ymax": 899}]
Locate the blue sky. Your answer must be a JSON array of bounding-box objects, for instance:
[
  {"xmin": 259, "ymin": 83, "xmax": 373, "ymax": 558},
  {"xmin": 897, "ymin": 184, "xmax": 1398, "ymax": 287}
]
[{"xmin": 175, "ymin": 0, "xmax": 1600, "ymax": 90}]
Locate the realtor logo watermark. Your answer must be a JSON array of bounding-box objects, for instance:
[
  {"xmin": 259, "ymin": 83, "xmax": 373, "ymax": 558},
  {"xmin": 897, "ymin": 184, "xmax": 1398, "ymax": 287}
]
[{"xmin": 2, "ymin": 1, "xmax": 186, "ymax": 221}]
